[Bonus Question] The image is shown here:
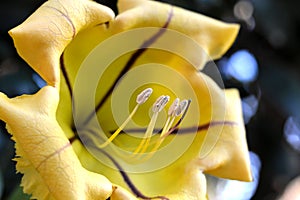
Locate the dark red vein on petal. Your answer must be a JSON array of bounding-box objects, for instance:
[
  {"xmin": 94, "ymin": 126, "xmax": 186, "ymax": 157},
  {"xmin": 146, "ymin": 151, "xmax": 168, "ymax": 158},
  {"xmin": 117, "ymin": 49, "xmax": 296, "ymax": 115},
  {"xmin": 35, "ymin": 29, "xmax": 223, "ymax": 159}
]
[
  {"xmin": 45, "ymin": 5, "xmax": 76, "ymax": 39},
  {"xmin": 68, "ymin": 133, "xmax": 168, "ymax": 199},
  {"xmin": 116, "ymin": 120, "xmax": 238, "ymax": 135},
  {"xmin": 82, "ymin": 6, "xmax": 174, "ymax": 126},
  {"xmin": 60, "ymin": 54, "xmax": 73, "ymax": 97},
  {"xmin": 98, "ymin": 148, "xmax": 169, "ymax": 200},
  {"xmin": 36, "ymin": 142, "xmax": 71, "ymax": 170},
  {"xmin": 172, "ymin": 120, "xmax": 238, "ymax": 134}
]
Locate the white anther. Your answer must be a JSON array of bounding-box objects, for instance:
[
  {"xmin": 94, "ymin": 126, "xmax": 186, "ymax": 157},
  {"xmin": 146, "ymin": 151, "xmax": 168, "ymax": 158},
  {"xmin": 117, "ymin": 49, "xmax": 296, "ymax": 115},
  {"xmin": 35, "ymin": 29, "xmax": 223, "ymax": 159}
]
[
  {"xmin": 168, "ymin": 98, "xmax": 180, "ymax": 116},
  {"xmin": 136, "ymin": 88, "xmax": 153, "ymax": 104},
  {"xmin": 152, "ymin": 95, "xmax": 170, "ymax": 113},
  {"xmin": 175, "ymin": 99, "xmax": 189, "ymax": 116}
]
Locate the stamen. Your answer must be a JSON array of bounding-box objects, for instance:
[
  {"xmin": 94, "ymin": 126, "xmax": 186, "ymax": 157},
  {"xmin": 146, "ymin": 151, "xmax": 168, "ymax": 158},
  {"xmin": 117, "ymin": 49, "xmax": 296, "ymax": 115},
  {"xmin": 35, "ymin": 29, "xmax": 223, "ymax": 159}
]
[
  {"xmin": 168, "ymin": 98, "xmax": 180, "ymax": 117},
  {"xmin": 175, "ymin": 99, "xmax": 189, "ymax": 117},
  {"xmin": 166, "ymin": 99, "xmax": 191, "ymax": 135},
  {"xmin": 132, "ymin": 95, "xmax": 170, "ymax": 155},
  {"xmin": 144, "ymin": 99, "xmax": 191, "ymax": 160},
  {"xmin": 153, "ymin": 95, "xmax": 170, "ymax": 113},
  {"xmin": 99, "ymin": 88, "xmax": 153, "ymax": 148},
  {"xmin": 136, "ymin": 88, "xmax": 153, "ymax": 104},
  {"xmin": 161, "ymin": 98, "xmax": 180, "ymax": 137}
]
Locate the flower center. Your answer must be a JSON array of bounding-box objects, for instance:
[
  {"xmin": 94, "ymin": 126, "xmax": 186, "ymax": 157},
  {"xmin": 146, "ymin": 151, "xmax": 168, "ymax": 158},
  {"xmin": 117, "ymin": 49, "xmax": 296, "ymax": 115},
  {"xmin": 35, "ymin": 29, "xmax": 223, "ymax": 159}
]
[{"xmin": 98, "ymin": 87, "xmax": 190, "ymax": 161}]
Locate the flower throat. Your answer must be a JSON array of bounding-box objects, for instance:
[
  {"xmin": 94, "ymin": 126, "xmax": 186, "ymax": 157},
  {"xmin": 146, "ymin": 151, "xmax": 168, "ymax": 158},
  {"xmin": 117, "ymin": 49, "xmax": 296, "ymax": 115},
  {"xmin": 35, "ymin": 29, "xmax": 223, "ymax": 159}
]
[{"xmin": 99, "ymin": 88, "xmax": 191, "ymax": 161}]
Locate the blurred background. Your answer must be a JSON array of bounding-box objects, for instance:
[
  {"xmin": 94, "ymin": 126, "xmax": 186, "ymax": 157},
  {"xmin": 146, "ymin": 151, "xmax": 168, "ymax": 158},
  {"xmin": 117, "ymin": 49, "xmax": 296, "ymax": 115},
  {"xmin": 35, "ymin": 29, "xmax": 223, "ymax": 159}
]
[{"xmin": 0, "ymin": 0, "xmax": 300, "ymax": 199}]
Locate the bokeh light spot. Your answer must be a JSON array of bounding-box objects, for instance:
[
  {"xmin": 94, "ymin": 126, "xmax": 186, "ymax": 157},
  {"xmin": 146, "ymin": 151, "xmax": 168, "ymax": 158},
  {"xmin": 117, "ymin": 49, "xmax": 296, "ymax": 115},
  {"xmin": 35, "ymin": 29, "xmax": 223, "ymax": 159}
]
[
  {"xmin": 222, "ymin": 50, "xmax": 258, "ymax": 83},
  {"xmin": 234, "ymin": 0, "xmax": 254, "ymax": 21},
  {"xmin": 242, "ymin": 95, "xmax": 259, "ymax": 124},
  {"xmin": 284, "ymin": 116, "xmax": 300, "ymax": 152}
]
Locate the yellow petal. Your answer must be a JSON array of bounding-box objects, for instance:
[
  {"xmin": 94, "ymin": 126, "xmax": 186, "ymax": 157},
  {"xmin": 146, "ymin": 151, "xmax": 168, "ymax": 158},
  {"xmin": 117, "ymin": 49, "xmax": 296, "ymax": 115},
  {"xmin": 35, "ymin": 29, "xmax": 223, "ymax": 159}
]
[
  {"xmin": 114, "ymin": 0, "xmax": 239, "ymax": 69},
  {"xmin": 8, "ymin": 0, "xmax": 114, "ymax": 86},
  {"xmin": 0, "ymin": 87, "xmax": 113, "ymax": 199},
  {"xmin": 110, "ymin": 185, "xmax": 137, "ymax": 200},
  {"xmin": 198, "ymin": 89, "xmax": 252, "ymax": 181}
]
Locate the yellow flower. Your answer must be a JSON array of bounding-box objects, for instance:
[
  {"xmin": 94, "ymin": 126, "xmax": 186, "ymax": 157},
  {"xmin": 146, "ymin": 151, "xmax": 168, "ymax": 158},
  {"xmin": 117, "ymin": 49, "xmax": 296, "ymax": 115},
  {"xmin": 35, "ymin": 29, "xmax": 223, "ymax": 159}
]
[{"xmin": 0, "ymin": 0, "xmax": 252, "ymax": 199}]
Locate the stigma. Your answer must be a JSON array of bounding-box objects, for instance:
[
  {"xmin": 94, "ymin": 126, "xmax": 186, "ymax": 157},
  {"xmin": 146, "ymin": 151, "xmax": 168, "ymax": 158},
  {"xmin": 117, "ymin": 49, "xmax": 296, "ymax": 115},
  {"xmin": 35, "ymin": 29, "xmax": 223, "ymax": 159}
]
[{"xmin": 99, "ymin": 87, "xmax": 190, "ymax": 160}]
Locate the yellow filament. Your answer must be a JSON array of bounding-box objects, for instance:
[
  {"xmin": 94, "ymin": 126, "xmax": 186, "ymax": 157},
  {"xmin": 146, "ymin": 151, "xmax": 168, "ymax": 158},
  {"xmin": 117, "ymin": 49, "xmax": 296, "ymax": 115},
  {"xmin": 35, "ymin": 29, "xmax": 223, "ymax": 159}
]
[
  {"xmin": 99, "ymin": 104, "xmax": 139, "ymax": 148},
  {"xmin": 132, "ymin": 111, "xmax": 159, "ymax": 155},
  {"xmin": 161, "ymin": 116, "xmax": 175, "ymax": 138},
  {"xmin": 137, "ymin": 115, "xmax": 176, "ymax": 160},
  {"xmin": 160, "ymin": 116, "xmax": 171, "ymax": 136},
  {"xmin": 142, "ymin": 138, "xmax": 164, "ymax": 161},
  {"xmin": 141, "ymin": 114, "xmax": 180, "ymax": 160}
]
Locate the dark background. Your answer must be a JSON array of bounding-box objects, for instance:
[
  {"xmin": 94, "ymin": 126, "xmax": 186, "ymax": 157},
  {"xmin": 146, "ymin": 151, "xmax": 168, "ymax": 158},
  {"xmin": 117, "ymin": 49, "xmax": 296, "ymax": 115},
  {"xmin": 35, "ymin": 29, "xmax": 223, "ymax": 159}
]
[{"xmin": 1, "ymin": 0, "xmax": 300, "ymax": 199}]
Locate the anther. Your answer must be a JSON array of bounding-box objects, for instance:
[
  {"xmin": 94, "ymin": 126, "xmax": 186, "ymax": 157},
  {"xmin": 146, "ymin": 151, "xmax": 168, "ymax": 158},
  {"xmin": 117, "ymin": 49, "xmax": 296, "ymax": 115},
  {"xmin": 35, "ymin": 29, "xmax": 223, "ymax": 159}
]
[
  {"xmin": 136, "ymin": 88, "xmax": 153, "ymax": 104},
  {"xmin": 168, "ymin": 98, "xmax": 180, "ymax": 116},
  {"xmin": 153, "ymin": 95, "xmax": 170, "ymax": 113},
  {"xmin": 175, "ymin": 99, "xmax": 189, "ymax": 116}
]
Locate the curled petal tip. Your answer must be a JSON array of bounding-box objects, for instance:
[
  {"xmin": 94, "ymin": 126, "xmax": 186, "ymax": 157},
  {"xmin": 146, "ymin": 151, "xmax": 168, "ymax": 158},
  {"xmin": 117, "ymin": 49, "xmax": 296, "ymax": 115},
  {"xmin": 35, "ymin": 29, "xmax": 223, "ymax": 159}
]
[{"xmin": 9, "ymin": 0, "xmax": 115, "ymax": 86}]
